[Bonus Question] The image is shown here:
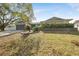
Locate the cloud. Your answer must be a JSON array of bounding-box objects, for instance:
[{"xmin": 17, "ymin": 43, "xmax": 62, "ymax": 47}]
[
  {"xmin": 69, "ymin": 3, "xmax": 79, "ymax": 7},
  {"xmin": 33, "ymin": 6, "xmax": 62, "ymax": 14},
  {"xmin": 68, "ymin": 3, "xmax": 79, "ymax": 12},
  {"xmin": 33, "ymin": 3, "xmax": 79, "ymax": 22},
  {"xmin": 33, "ymin": 8, "xmax": 50, "ymax": 14}
]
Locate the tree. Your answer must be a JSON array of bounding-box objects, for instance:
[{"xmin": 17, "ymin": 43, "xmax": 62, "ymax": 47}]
[
  {"xmin": 11, "ymin": 3, "xmax": 35, "ymax": 24},
  {"xmin": 0, "ymin": 3, "xmax": 14, "ymax": 31},
  {"xmin": 0, "ymin": 3, "xmax": 35, "ymax": 31},
  {"xmin": 13, "ymin": 3, "xmax": 35, "ymax": 31}
]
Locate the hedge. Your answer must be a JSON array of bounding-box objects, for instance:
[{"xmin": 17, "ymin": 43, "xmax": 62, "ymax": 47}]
[{"xmin": 41, "ymin": 24, "xmax": 74, "ymax": 29}]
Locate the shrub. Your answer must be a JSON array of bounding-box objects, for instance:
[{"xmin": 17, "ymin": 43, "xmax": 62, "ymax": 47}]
[
  {"xmin": 41, "ymin": 23, "xmax": 74, "ymax": 29},
  {"xmin": 32, "ymin": 27, "xmax": 39, "ymax": 32},
  {"xmin": 32, "ymin": 25, "xmax": 41, "ymax": 32}
]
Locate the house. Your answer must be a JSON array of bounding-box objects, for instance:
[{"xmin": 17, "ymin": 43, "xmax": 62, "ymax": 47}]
[
  {"xmin": 16, "ymin": 21, "xmax": 25, "ymax": 30},
  {"xmin": 69, "ymin": 20, "xmax": 79, "ymax": 31},
  {"xmin": 5, "ymin": 20, "xmax": 25, "ymax": 31}
]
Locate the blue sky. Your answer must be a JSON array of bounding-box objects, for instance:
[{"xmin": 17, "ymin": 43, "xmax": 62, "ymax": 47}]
[{"xmin": 32, "ymin": 3, "xmax": 79, "ymax": 22}]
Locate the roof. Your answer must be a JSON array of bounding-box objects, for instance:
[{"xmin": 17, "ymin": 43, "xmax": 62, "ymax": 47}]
[
  {"xmin": 69, "ymin": 20, "xmax": 79, "ymax": 24},
  {"xmin": 16, "ymin": 20, "xmax": 25, "ymax": 25}
]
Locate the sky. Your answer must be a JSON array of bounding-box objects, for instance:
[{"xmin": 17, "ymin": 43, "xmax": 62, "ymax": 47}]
[{"xmin": 32, "ymin": 3, "xmax": 79, "ymax": 22}]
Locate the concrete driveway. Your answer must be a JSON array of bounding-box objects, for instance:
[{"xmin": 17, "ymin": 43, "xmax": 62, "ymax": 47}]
[{"xmin": 0, "ymin": 30, "xmax": 24, "ymax": 37}]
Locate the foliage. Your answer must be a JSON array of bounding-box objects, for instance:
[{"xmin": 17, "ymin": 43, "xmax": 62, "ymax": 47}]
[
  {"xmin": 41, "ymin": 23, "xmax": 74, "ymax": 29},
  {"xmin": 40, "ymin": 17, "xmax": 73, "ymax": 30},
  {"xmin": 32, "ymin": 26, "xmax": 39, "ymax": 32},
  {"xmin": 0, "ymin": 3, "xmax": 35, "ymax": 31},
  {"xmin": 12, "ymin": 12, "xmax": 29, "ymax": 23},
  {"xmin": 32, "ymin": 24, "xmax": 41, "ymax": 32}
]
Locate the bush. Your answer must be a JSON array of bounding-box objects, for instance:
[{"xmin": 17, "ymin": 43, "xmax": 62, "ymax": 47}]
[
  {"xmin": 32, "ymin": 25, "xmax": 42, "ymax": 32},
  {"xmin": 41, "ymin": 23, "xmax": 74, "ymax": 29},
  {"xmin": 32, "ymin": 26, "xmax": 39, "ymax": 32}
]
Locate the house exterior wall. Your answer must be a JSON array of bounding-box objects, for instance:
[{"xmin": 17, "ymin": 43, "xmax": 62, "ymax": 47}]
[
  {"xmin": 74, "ymin": 23, "xmax": 78, "ymax": 28},
  {"xmin": 69, "ymin": 20, "xmax": 79, "ymax": 31},
  {"xmin": 5, "ymin": 26, "xmax": 16, "ymax": 31},
  {"xmin": 74, "ymin": 23, "xmax": 79, "ymax": 31},
  {"xmin": 5, "ymin": 22, "xmax": 25, "ymax": 31}
]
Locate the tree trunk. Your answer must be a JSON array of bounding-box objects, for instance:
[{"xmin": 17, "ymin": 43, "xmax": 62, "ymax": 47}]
[
  {"xmin": 0, "ymin": 24, "xmax": 5, "ymax": 31},
  {"xmin": 0, "ymin": 23, "xmax": 8, "ymax": 31},
  {"xmin": 1, "ymin": 27, "xmax": 5, "ymax": 31}
]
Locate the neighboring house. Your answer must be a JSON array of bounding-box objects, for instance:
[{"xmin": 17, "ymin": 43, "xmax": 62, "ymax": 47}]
[
  {"xmin": 5, "ymin": 20, "xmax": 25, "ymax": 31},
  {"xmin": 16, "ymin": 21, "xmax": 25, "ymax": 30},
  {"xmin": 5, "ymin": 24, "xmax": 16, "ymax": 31},
  {"xmin": 69, "ymin": 20, "xmax": 79, "ymax": 31}
]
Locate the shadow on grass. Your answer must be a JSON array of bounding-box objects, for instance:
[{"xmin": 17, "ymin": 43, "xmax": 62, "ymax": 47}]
[{"xmin": 42, "ymin": 31, "xmax": 79, "ymax": 36}]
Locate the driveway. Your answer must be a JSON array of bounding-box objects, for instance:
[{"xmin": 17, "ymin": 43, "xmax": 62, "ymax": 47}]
[{"xmin": 0, "ymin": 30, "xmax": 24, "ymax": 37}]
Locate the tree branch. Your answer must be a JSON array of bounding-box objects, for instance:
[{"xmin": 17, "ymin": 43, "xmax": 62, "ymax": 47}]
[{"xmin": 0, "ymin": 16, "xmax": 4, "ymax": 24}]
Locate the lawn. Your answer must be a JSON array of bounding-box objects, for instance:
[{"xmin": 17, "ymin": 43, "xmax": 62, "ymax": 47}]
[
  {"xmin": 0, "ymin": 31, "xmax": 79, "ymax": 56},
  {"xmin": 30, "ymin": 31, "xmax": 79, "ymax": 56}
]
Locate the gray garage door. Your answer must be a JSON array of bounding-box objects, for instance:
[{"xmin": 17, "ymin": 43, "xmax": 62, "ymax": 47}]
[{"xmin": 16, "ymin": 24, "xmax": 25, "ymax": 30}]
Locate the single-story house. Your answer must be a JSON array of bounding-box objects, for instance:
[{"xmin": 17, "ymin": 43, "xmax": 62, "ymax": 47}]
[
  {"xmin": 5, "ymin": 20, "xmax": 26, "ymax": 31},
  {"xmin": 69, "ymin": 20, "xmax": 79, "ymax": 31},
  {"xmin": 16, "ymin": 21, "xmax": 25, "ymax": 30}
]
